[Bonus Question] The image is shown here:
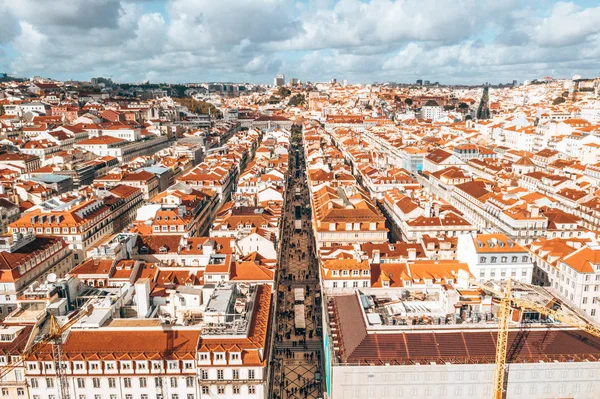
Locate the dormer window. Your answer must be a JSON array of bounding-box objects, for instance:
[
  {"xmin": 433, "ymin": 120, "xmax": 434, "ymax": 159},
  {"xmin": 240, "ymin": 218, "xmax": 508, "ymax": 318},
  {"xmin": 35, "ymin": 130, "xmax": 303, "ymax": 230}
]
[{"xmin": 198, "ymin": 353, "xmax": 209, "ymax": 362}]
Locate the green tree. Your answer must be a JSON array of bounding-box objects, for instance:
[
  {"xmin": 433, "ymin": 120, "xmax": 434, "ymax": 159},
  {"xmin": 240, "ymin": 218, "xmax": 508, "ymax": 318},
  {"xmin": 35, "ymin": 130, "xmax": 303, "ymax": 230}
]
[
  {"xmin": 177, "ymin": 97, "xmax": 222, "ymax": 118},
  {"xmin": 458, "ymin": 102, "xmax": 469, "ymax": 112},
  {"xmin": 0, "ymin": 104, "xmax": 4, "ymax": 116},
  {"xmin": 288, "ymin": 94, "xmax": 305, "ymax": 107},
  {"xmin": 404, "ymin": 98, "xmax": 413, "ymax": 106},
  {"xmin": 552, "ymin": 96, "xmax": 566, "ymax": 105},
  {"xmin": 277, "ymin": 87, "xmax": 291, "ymax": 98}
]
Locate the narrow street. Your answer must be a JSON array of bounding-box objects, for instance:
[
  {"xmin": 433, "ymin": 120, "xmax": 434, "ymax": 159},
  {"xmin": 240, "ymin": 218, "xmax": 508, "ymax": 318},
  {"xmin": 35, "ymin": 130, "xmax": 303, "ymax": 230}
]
[{"xmin": 270, "ymin": 130, "xmax": 324, "ymax": 399}]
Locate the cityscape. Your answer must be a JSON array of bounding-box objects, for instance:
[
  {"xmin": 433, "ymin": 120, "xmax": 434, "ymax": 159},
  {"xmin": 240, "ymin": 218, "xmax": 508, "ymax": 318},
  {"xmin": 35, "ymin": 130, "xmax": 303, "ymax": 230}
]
[{"xmin": 2, "ymin": 1, "xmax": 600, "ymax": 399}]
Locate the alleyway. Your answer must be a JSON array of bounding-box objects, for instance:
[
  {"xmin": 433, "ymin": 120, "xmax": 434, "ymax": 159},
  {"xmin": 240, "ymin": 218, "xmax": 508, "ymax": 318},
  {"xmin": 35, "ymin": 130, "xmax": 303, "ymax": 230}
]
[{"xmin": 269, "ymin": 130, "xmax": 324, "ymax": 399}]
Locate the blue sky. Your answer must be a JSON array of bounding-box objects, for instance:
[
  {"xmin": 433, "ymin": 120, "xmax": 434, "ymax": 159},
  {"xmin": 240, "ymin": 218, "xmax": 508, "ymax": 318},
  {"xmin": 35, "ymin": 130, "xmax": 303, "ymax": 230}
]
[{"xmin": 1, "ymin": 0, "xmax": 600, "ymax": 84}]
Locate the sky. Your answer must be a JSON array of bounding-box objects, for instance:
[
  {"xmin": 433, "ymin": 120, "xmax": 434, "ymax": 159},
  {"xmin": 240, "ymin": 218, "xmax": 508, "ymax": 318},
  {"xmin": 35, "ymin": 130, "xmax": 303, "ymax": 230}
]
[{"xmin": 1, "ymin": 0, "xmax": 600, "ymax": 85}]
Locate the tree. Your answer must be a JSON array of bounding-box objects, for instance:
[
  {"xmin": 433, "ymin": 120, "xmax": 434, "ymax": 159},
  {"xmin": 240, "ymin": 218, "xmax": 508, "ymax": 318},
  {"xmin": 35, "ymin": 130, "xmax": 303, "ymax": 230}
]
[
  {"xmin": 288, "ymin": 94, "xmax": 305, "ymax": 107},
  {"xmin": 177, "ymin": 97, "xmax": 222, "ymax": 118},
  {"xmin": 458, "ymin": 102, "xmax": 469, "ymax": 113},
  {"xmin": 404, "ymin": 98, "xmax": 413, "ymax": 106},
  {"xmin": 553, "ymin": 96, "xmax": 566, "ymax": 105},
  {"xmin": 277, "ymin": 87, "xmax": 291, "ymax": 98},
  {"xmin": 0, "ymin": 104, "xmax": 4, "ymax": 116}
]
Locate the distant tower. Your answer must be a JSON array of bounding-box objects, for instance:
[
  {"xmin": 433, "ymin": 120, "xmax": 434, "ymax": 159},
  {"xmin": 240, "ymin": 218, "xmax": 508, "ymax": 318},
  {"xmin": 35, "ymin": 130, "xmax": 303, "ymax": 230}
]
[{"xmin": 274, "ymin": 74, "xmax": 285, "ymax": 87}]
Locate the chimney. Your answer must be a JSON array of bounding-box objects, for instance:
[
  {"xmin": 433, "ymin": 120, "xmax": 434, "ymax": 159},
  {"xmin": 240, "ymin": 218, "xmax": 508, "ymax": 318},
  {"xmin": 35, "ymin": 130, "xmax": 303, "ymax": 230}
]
[
  {"xmin": 407, "ymin": 248, "xmax": 417, "ymax": 261},
  {"xmin": 372, "ymin": 249, "xmax": 381, "ymax": 264},
  {"xmin": 135, "ymin": 278, "xmax": 151, "ymax": 318},
  {"xmin": 203, "ymin": 240, "xmax": 214, "ymax": 256},
  {"xmin": 530, "ymin": 205, "xmax": 539, "ymax": 218}
]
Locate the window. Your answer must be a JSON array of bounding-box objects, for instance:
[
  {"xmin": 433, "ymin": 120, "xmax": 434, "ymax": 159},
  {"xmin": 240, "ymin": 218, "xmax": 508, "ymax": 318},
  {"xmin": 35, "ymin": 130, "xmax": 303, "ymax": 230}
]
[
  {"xmin": 200, "ymin": 370, "xmax": 208, "ymax": 380},
  {"xmin": 125, "ymin": 395, "xmax": 132, "ymax": 399},
  {"xmin": 46, "ymin": 378, "xmax": 55, "ymax": 388},
  {"xmin": 233, "ymin": 386, "xmax": 240, "ymax": 394},
  {"xmin": 168, "ymin": 361, "xmax": 179, "ymax": 370},
  {"xmin": 141, "ymin": 396, "xmax": 148, "ymax": 399},
  {"xmin": 16, "ymin": 389, "xmax": 24, "ymax": 396},
  {"xmin": 217, "ymin": 386, "xmax": 225, "ymax": 394},
  {"xmin": 201, "ymin": 386, "xmax": 209, "ymax": 395},
  {"xmin": 491, "ymin": 256, "xmax": 497, "ymax": 263},
  {"xmin": 480, "ymin": 257, "xmax": 486, "ymax": 263},
  {"xmin": 108, "ymin": 378, "xmax": 116, "ymax": 388},
  {"xmin": 248, "ymin": 386, "xmax": 256, "ymax": 394},
  {"xmin": 170, "ymin": 377, "xmax": 178, "ymax": 388},
  {"xmin": 248, "ymin": 369, "xmax": 255, "ymax": 380},
  {"xmin": 140, "ymin": 377, "xmax": 147, "ymax": 388},
  {"xmin": 30, "ymin": 378, "xmax": 39, "ymax": 388},
  {"xmin": 512, "ymin": 256, "xmax": 517, "ymax": 262},
  {"xmin": 155, "ymin": 377, "xmax": 163, "ymax": 387},
  {"xmin": 93, "ymin": 378, "xmax": 100, "ymax": 388},
  {"xmin": 94, "ymin": 396, "xmax": 101, "ymax": 399},
  {"xmin": 185, "ymin": 376, "xmax": 193, "ymax": 388},
  {"xmin": 232, "ymin": 369, "xmax": 239, "ymax": 380},
  {"xmin": 124, "ymin": 378, "xmax": 131, "ymax": 388},
  {"xmin": 217, "ymin": 369, "xmax": 224, "ymax": 380}
]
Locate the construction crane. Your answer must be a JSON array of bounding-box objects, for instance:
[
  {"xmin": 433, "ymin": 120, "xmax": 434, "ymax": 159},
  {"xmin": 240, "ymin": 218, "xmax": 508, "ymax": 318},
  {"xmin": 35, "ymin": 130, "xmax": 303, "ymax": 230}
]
[
  {"xmin": 0, "ymin": 305, "xmax": 93, "ymax": 399},
  {"xmin": 468, "ymin": 279, "xmax": 600, "ymax": 399}
]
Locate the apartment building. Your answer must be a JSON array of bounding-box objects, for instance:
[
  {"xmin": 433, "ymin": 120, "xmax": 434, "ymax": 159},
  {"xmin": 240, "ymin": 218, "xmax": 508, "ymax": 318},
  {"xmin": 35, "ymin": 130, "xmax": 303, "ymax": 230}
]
[
  {"xmin": 8, "ymin": 192, "xmax": 133, "ymax": 262},
  {"xmin": 0, "ymin": 234, "xmax": 72, "ymax": 316},
  {"xmin": 457, "ymin": 233, "xmax": 534, "ymax": 284},
  {"xmin": 530, "ymin": 238, "xmax": 600, "ymax": 323},
  {"xmin": 310, "ymin": 185, "xmax": 388, "ymax": 249},
  {"xmin": 23, "ymin": 284, "xmax": 272, "ymax": 399}
]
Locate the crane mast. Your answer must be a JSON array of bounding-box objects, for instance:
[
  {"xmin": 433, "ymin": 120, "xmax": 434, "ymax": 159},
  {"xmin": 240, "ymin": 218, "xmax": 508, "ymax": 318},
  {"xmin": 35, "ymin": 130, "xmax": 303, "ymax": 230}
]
[
  {"xmin": 50, "ymin": 315, "xmax": 70, "ymax": 399},
  {"xmin": 0, "ymin": 305, "xmax": 93, "ymax": 399},
  {"xmin": 492, "ymin": 279, "xmax": 511, "ymax": 399},
  {"xmin": 467, "ymin": 279, "xmax": 600, "ymax": 399}
]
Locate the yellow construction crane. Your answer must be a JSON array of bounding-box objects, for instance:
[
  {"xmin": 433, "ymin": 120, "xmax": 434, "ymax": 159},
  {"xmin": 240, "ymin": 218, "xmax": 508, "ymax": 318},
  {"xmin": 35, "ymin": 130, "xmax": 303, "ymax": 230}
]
[
  {"xmin": 469, "ymin": 279, "xmax": 600, "ymax": 399},
  {"xmin": 0, "ymin": 305, "xmax": 93, "ymax": 399}
]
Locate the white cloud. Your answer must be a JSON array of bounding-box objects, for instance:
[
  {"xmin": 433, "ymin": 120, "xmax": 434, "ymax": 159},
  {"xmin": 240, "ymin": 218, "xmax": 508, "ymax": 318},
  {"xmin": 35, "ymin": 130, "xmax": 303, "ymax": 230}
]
[
  {"xmin": 1, "ymin": 0, "xmax": 599, "ymax": 83},
  {"xmin": 535, "ymin": 2, "xmax": 600, "ymax": 47}
]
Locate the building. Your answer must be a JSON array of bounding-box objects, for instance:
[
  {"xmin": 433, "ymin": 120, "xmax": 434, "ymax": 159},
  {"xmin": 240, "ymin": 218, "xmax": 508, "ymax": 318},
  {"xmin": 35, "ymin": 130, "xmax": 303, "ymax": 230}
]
[
  {"xmin": 273, "ymin": 74, "xmax": 285, "ymax": 87},
  {"xmin": 323, "ymin": 288, "xmax": 600, "ymax": 399},
  {"xmin": 457, "ymin": 233, "xmax": 534, "ymax": 283},
  {"xmin": 0, "ymin": 234, "xmax": 72, "ymax": 316},
  {"xmin": 420, "ymin": 100, "xmax": 443, "ymax": 121},
  {"xmin": 23, "ymin": 284, "xmax": 272, "ymax": 399},
  {"xmin": 310, "ymin": 185, "xmax": 388, "ymax": 249}
]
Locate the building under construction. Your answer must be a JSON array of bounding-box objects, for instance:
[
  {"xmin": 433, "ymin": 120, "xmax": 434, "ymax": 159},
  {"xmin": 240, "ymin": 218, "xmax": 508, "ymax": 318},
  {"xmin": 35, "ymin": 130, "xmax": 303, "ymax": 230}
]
[{"xmin": 322, "ymin": 283, "xmax": 600, "ymax": 399}]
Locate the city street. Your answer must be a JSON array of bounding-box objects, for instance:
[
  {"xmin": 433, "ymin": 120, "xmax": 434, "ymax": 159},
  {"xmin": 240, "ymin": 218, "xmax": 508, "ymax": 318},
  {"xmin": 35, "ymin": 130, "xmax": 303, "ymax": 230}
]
[{"xmin": 270, "ymin": 131, "xmax": 324, "ymax": 399}]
